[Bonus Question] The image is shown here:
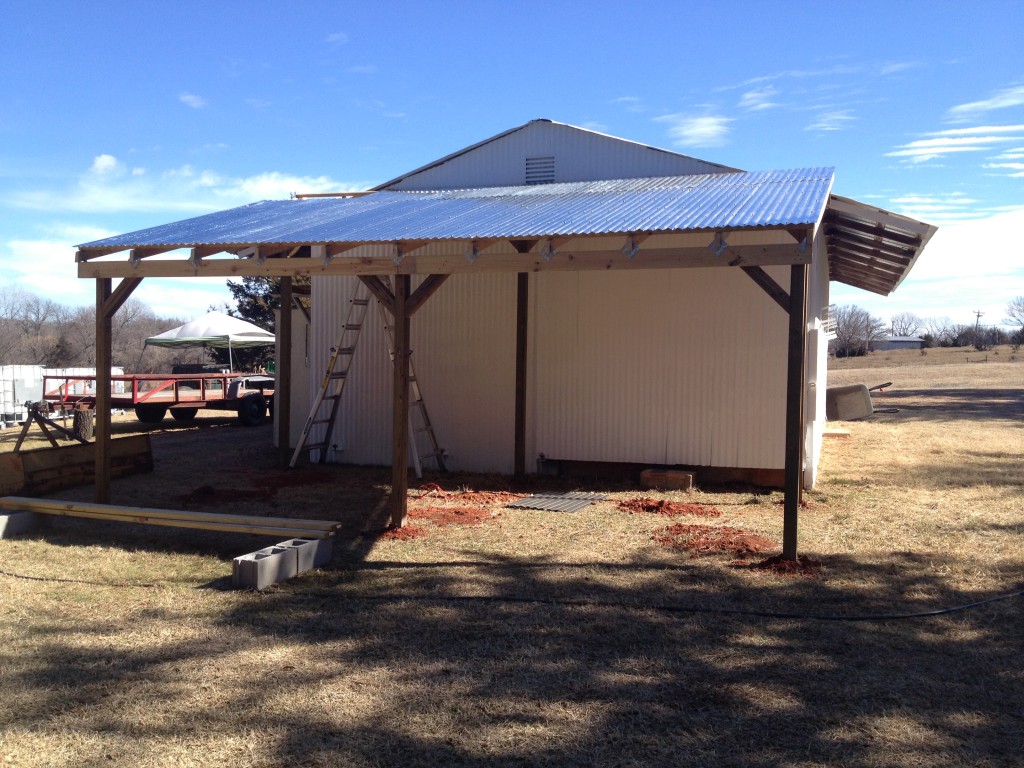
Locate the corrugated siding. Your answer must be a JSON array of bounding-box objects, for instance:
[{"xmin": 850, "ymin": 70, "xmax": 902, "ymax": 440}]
[
  {"xmin": 310, "ymin": 270, "xmax": 517, "ymax": 472},
  {"xmin": 383, "ymin": 120, "xmax": 736, "ymax": 190},
  {"xmin": 533, "ymin": 268, "xmax": 787, "ymax": 468}
]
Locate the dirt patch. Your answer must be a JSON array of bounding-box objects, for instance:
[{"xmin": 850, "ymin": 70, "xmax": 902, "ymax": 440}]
[
  {"xmin": 411, "ymin": 506, "xmax": 497, "ymax": 527},
  {"xmin": 416, "ymin": 484, "xmax": 525, "ymax": 505},
  {"xmin": 747, "ymin": 553, "xmax": 824, "ymax": 576},
  {"xmin": 380, "ymin": 525, "xmax": 427, "ymax": 540},
  {"xmin": 653, "ymin": 523, "xmax": 775, "ymax": 557},
  {"xmin": 619, "ymin": 498, "xmax": 723, "ymax": 518}
]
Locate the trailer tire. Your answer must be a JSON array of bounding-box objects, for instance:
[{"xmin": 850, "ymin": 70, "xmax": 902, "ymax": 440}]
[
  {"xmin": 170, "ymin": 407, "xmax": 198, "ymax": 422},
  {"xmin": 134, "ymin": 404, "xmax": 168, "ymax": 424},
  {"xmin": 238, "ymin": 393, "xmax": 267, "ymax": 426}
]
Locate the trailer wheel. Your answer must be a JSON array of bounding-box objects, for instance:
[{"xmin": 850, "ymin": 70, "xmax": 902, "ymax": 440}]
[
  {"xmin": 170, "ymin": 407, "xmax": 198, "ymax": 422},
  {"xmin": 134, "ymin": 404, "xmax": 168, "ymax": 424},
  {"xmin": 237, "ymin": 393, "xmax": 267, "ymax": 426}
]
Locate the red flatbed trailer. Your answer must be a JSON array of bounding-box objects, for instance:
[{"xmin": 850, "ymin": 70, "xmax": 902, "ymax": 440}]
[{"xmin": 42, "ymin": 372, "xmax": 275, "ymax": 426}]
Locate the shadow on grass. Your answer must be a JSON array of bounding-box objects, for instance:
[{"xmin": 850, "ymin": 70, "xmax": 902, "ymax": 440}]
[
  {"xmin": 872, "ymin": 388, "xmax": 1024, "ymax": 422},
  {"xmin": 4, "ymin": 544, "xmax": 1022, "ymax": 767}
]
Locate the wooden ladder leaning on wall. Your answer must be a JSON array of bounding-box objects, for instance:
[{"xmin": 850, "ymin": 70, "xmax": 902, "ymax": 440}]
[{"xmin": 288, "ymin": 280, "xmax": 446, "ymax": 475}]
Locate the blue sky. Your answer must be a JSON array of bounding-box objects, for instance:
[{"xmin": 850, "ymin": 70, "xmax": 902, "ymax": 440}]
[{"xmin": 2, "ymin": 1, "xmax": 1022, "ymax": 330}]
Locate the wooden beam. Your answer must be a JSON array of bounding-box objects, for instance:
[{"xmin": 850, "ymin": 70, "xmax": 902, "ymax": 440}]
[
  {"xmin": 101, "ymin": 277, "xmax": 143, "ymax": 319},
  {"xmin": 79, "ymin": 243, "xmax": 810, "ymax": 280},
  {"xmin": 406, "ymin": 274, "xmax": 450, "ymax": 316},
  {"xmin": 95, "ymin": 278, "xmax": 112, "ymax": 504},
  {"xmin": 782, "ymin": 264, "xmax": 808, "ymax": 560},
  {"xmin": 358, "ymin": 275, "xmax": 395, "ymax": 314},
  {"xmin": 278, "ymin": 277, "xmax": 293, "ymax": 465},
  {"xmin": 514, "ymin": 272, "xmax": 529, "ymax": 478},
  {"xmin": 741, "ymin": 266, "xmax": 789, "ymax": 312},
  {"xmin": 389, "ymin": 275, "xmax": 411, "ymax": 528}
]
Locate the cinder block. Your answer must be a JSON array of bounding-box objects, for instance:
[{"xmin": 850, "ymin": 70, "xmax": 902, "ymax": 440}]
[
  {"xmin": 232, "ymin": 545, "xmax": 298, "ymax": 590},
  {"xmin": 825, "ymin": 384, "xmax": 873, "ymax": 421},
  {"xmin": 0, "ymin": 511, "xmax": 38, "ymax": 538},
  {"xmin": 278, "ymin": 537, "xmax": 333, "ymax": 573},
  {"xmin": 640, "ymin": 469, "xmax": 694, "ymax": 491}
]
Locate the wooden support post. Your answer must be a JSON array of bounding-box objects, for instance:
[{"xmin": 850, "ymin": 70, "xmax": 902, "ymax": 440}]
[
  {"xmin": 782, "ymin": 264, "xmax": 808, "ymax": 560},
  {"xmin": 277, "ymin": 276, "xmax": 293, "ymax": 464},
  {"xmin": 95, "ymin": 278, "xmax": 112, "ymax": 503},
  {"xmin": 389, "ymin": 274, "xmax": 411, "ymax": 527},
  {"xmin": 514, "ymin": 272, "xmax": 529, "ymax": 478}
]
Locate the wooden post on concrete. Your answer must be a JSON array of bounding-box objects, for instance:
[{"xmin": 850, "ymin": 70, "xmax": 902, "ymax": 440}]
[
  {"xmin": 782, "ymin": 264, "xmax": 808, "ymax": 560},
  {"xmin": 277, "ymin": 276, "xmax": 292, "ymax": 464},
  {"xmin": 514, "ymin": 272, "xmax": 529, "ymax": 478},
  {"xmin": 389, "ymin": 274, "xmax": 411, "ymax": 528}
]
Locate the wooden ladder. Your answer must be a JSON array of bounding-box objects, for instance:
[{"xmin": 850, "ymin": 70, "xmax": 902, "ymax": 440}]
[
  {"xmin": 289, "ymin": 281, "xmax": 446, "ymax": 474},
  {"xmin": 376, "ymin": 277, "xmax": 447, "ymax": 474}
]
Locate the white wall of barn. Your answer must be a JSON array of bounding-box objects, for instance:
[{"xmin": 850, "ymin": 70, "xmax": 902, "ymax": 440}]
[{"xmin": 309, "ymin": 259, "xmax": 801, "ymax": 475}]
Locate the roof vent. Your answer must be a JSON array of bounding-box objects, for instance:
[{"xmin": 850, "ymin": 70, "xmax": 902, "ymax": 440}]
[{"xmin": 525, "ymin": 156, "xmax": 555, "ymax": 185}]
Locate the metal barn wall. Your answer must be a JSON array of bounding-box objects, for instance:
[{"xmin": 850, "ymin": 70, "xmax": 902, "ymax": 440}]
[
  {"xmin": 804, "ymin": 231, "xmax": 832, "ymax": 489},
  {"xmin": 383, "ymin": 121, "xmax": 735, "ymax": 191},
  {"xmin": 310, "ymin": 269, "xmax": 518, "ymax": 472},
  {"xmin": 310, "ymin": 259, "xmax": 793, "ymax": 474},
  {"xmin": 532, "ymin": 267, "xmax": 789, "ymax": 469}
]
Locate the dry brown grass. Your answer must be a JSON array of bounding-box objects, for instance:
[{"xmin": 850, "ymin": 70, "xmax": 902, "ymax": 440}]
[{"xmin": 1, "ymin": 355, "xmax": 1022, "ymax": 767}]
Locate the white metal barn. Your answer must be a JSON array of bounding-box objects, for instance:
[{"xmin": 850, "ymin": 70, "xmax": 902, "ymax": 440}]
[{"xmin": 76, "ymin": 119, "xmax": 936, "ymax": 557}]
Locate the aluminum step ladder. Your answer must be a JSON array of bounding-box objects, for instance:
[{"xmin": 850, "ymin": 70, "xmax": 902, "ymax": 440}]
[{"xmin": 289, "ymin": 280, "xmax": 446, "ymax": 474}]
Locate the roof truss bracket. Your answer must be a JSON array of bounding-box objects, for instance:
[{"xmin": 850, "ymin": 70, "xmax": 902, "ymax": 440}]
[
  {"xmin": 742, "ymin": 265, "xmax": 790, "ymax": 313},
  {"xmin": 620, "ymin": 233, "xmax": 651, "ymax": 260},
  {"xmin": 129, "ymin": 246, "xmax": 175, "ymax": 266},
  {"xmin": 464, "ymin": 239, "xmax": 496, "ymax": 264},
  {"xmin": 539, "ymin": 237, "xmax": 571, "ymax": 262},
  {"xmin": 188, "ymin": 248, "xmax": 205, "ymax": 272},
  {"xmin": 709, "ymin": 231, "xmax": 731, "ymax": 257}
]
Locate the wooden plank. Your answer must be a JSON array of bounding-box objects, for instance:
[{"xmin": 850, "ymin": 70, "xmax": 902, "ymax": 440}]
[
  {"xmin": 0, "ymin": 453, "xmax": 25, "ymax": 496},
  {"xmin": 18, "ymin": 434, "xmax": 153, "ymax": 496},
  {"xmin": 406, "ymin": 274, "xmax": 449, "ymax": 316},
  {"xmin": 78, "ymin": 243, "xmax": 810, "ymax": 279},
  {"xmin": 390, "ymin": 274, "xmax": 410, "ymax": 528},
  {"xmin": 741, "ymin": 266, "xmax": 789, "ymax": 312},
  {"xmin": 95, "ymin": 278, "xmax": 112, "ymax": 503},
  {"xmin": 783, "ymin": 264, "xmax": 808, "ymax": 560},
  {"xmin": 0, "ymin": 506, "xmax": 333, "ymax": 539},
  {"xmin": 278, "ymin": 276, "xmax": 293, "ymax": 464},
  {"xmin": 0, "ymin": 495, "xmax": 339, "ymax": 532},
  {"xmin": 514, "ymin": 272, "xmax": 529, "ymax": 478}
]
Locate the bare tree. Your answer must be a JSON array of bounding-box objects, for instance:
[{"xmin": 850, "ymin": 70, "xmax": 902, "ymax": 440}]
[
  {"xmin": 922, "ymin": 316, "xmax": 955, "ymax": 347},
  {"xmin": 1007, "ymin": 297, "xmax": 1024, "ymax": 327},
  {"xmin": 832, "ymin": 304, "xmax": 887, "ymax": 357},
  {"xmin": 889, "ymin": 311, "xmax": 922, "ymax": 337}
]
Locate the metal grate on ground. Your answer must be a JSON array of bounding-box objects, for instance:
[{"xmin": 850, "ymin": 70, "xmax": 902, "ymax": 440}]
[{"xmin": 506, "ymin": 492, "xmax": 607, "ymax": 513}]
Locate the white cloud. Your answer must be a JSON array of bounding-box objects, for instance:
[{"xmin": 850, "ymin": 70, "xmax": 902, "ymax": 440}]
[
  {"xmin": 886, "ymin": 129, "xmax": 1024, "ymax": 164},
  {"xmin": 655, "ymin": 113, "xmax": 733, "ymax": 148},
  {"xmin": 325, "ymin": 31, "xmax": 349, "ymax": 45},
  {"xmin": 179, "ymin": 93, "xmax": 207, "ymax": 109},
  {"xmin": 948, "ymin": 84, "xmax": 1024, "ymax": 122},
  {"xmin": 879, "ymin": 60, "xmax": 922, "ymax": 75},
  {"xmin": 738, "ymin": 85, "xmax": 779, "ymax": 111},
  {"xmin": 7, "ymin": 158, "xmax": 356, "ymax": 215},
  {"xmin": 806, "ymin": 110, "xmax": 855, "ymax": 132},
  {"xmin": 610, "ymin": 96, "xmax": 645, "ymax": 113}
]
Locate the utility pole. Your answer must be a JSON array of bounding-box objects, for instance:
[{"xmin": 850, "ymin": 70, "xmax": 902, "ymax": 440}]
[{"xmin": 974, "ymin": 310, "xmax": 985, "ymax": 347}]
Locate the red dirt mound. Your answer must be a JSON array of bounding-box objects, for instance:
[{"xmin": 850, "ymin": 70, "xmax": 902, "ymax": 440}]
[
  {"xmin": 619, "ymin": 498, "xmax": 723, "ymax": 518},
  {"xmin": 747, "ymin": 553, "xmax": 823, "ymax": 576},
  {"xmin": 653, "ymin": 523, "xmax": 775, "ymax": 557},
  {"xmin": 381, "ymin": 525, "xmax": 427, "ymax": 540}
]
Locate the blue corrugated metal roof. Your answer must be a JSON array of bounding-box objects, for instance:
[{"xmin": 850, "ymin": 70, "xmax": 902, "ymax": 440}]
[{"xmin": 79, "ymin": 168, "xmax": 835, "ymax": 250}]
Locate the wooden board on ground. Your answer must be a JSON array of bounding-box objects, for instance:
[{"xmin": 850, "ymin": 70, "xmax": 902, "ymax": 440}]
[
  {"xmin": 0, "ymin": 453, "xmax": 25, "ymax": 496},
  {"xmin": 12, "ymin": 434, "xmax": 153, "ymax": 496}
]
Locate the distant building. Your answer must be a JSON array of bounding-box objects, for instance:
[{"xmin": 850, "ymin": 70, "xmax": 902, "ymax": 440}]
[{"xmin": 872, "ymin": 335, "xmax": 925, "ymax": 351}]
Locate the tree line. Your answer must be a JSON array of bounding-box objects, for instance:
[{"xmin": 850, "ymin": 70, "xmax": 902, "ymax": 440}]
[
  {"xmin": 831, "ymin": 297, "xmax": 1024, "ymax": 357},
  {"xmin": 0, "ymin": 285, "xmax": 199, "ymax": 372}
]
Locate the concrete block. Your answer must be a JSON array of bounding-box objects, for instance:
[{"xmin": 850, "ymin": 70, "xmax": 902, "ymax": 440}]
[
  {"xmin": 826, "ymin": 384, "xmax": 873, "ymax": 421},
  {"xmin": 0, "ymin": 510, "xmax": 38, "ymax": 538},
  {"xmin": 640, "ymin": 469, "xmax": 694, "ymax": 491},
  {"xmin": 232, "ymin": 545, "xmax": 297, "ymax": 590},
  {"xmin": 278, "ymin": 537, "xmax": 333, "ymax": 573}
]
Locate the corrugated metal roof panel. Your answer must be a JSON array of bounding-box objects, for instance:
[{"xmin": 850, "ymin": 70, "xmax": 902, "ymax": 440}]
[{"xmin": 80, "ymin": 168, "xmax": 835, "ymax": 250}]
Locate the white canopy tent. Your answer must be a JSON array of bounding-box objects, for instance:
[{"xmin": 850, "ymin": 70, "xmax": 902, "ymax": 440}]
[{"xmin": 144, "ymin": 311, "xmax": 275, "ymax": 372}]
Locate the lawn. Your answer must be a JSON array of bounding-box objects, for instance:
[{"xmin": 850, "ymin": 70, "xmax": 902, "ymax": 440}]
[{"xmin": 1, "ymin": 350, "xmax": 1022, "ymax": 766}]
